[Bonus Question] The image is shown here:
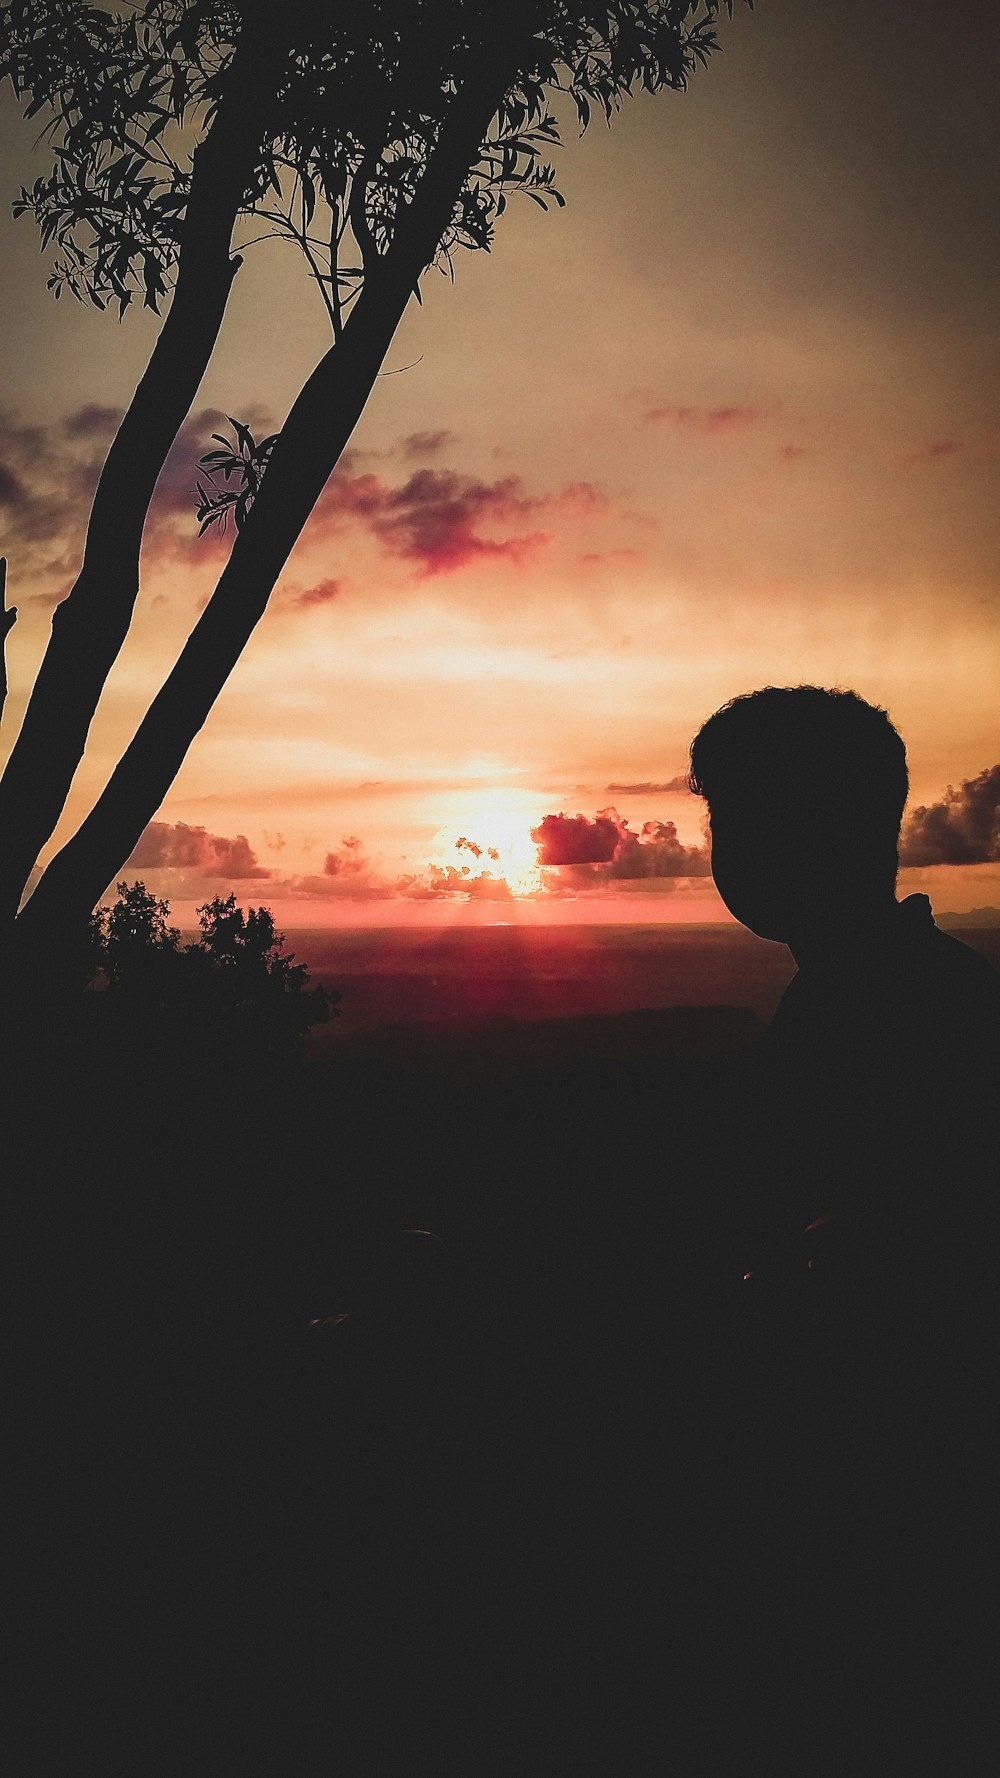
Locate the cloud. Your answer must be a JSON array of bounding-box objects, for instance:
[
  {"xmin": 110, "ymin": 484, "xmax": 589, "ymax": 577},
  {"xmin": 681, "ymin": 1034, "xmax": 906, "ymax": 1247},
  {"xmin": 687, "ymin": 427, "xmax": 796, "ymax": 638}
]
[
  {"xmin": 293, "ymin": 576, "xmax": 344, "ymax": 609},
  {"xmin": 280, "ymin": 842, "xmax": 514, "ymax": 903},
  {"xmin": 899, "ymin": 765, "xmax": 1000, "ymax": 866},
  {"xmin": 610, "ymin": 820, "xmax": 711, "ymax": 880},
  {"xmin": 917, "ymin": 439, "xmax": 965, "ymax": 460},
  {"xmin": 63, "ymin": 403, "xmax": 123, "ymax": 439},
  {"xmin": 0, "ymin": 402, "xmax": 247, "ymax": 584},
  {"xmin": 313, "ymin": 468, "xmax": 610, "ymax": 578},
  {"xmin": 1, "ymin": 410, "xmax": 614, "ymax": 595},
  {"xmin": 324, "ymin": 836, "xmax": 368, "ymax": 876},
  {"xmin": 642, "ymin": 403, "xmax": 759, "ymax": 432},
  {"xmin": 909, "ymin": 435, "xmax": 999, "ymax": 463},
  {"xmin": 126, "ymin": 821, "xmax": 270, "ymax": 878},
  {"xmin": 402, "ymin": 864, "xmax": 513, "ymax": 901},
  {"xmin": 401, "ymin": 429, "xmax": 456, "ymax": 459},
  {"xmin": 280, "ymin": 836, "xmax": 402, "ymax": 900},
  {"xmin": 315, "ymin": 465, "xmax": 552, "ymax": 575},
  {"xmin": 531, "ymin": 811, "xmax": 621, "ymax": 866},
  {"xmin": 605, "ymin": 777, "xmax": 690, "ymax": 795},
  {"xmin": 0, "ymin": 461, "xmax": 31, "ymax": 510},
  {"xmin": 531, "ymin": 807, "xmax": 710, "ymax": 880}
]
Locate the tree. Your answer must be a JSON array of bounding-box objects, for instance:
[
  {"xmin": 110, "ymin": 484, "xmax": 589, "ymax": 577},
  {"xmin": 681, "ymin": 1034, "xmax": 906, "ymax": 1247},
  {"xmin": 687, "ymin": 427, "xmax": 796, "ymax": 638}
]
[
  {"xmin": 87, "ymin": 879, "xmax": 333, "ymax": 1059},
  {"xmin": 0, "ymin": 1, "xmax": 748, "ymax": 971}
]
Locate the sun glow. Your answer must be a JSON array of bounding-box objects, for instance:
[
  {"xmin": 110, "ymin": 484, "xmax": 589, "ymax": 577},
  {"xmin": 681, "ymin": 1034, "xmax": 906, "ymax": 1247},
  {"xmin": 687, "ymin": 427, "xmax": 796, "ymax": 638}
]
[{"xmin": 430, "ymin": 794, "xmax": 546, "ymax": 897}]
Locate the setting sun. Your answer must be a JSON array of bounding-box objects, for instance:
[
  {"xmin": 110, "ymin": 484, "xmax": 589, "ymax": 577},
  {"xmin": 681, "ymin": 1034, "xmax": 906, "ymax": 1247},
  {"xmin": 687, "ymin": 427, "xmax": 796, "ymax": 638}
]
[{"xmin": 430, "ymin": 794, "xmax": 547, "ymax": 897}]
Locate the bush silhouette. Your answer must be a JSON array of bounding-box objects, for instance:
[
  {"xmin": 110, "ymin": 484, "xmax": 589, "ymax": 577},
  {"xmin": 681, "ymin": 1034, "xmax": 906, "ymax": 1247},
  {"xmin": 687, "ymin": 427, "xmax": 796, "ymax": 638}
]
[{"xmin": 88, "ymin": 881, "xmax": 335, "ymax": 1070}]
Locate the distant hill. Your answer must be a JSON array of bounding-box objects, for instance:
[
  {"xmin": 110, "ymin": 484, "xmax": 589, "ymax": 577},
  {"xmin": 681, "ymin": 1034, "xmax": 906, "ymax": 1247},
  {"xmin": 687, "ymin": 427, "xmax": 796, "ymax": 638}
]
[{"xmin": 939, "ymin": 907, "xmax": 1000, "ymax": 929}]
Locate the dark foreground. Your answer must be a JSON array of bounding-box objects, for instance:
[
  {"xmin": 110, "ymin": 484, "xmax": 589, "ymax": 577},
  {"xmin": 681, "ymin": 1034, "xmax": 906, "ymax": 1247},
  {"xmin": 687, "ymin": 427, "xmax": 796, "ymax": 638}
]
[{"xmin": 8, "ymin": 990, "xmax": 996, "ymax": 1773}]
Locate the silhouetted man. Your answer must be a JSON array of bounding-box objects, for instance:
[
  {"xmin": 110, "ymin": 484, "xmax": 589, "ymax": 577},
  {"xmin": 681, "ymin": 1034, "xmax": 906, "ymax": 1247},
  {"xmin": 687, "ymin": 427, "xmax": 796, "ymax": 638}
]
[
  {"xmin": 689, "ymin": 685, "xmax": 1000, "ymax": 1267},
  {"xmin": 686, "ymin": 686, "xmax": 1000, "ymax": 1756}
]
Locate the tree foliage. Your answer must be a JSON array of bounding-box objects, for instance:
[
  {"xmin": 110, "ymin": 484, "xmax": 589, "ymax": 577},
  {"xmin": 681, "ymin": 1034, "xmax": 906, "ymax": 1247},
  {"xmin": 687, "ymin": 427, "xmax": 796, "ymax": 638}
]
[
  {"xmin": 194, "ymin": 417, "xmax": 277, "ymax": 535},
  {"xmin": 88, "ymin": 879, "xmax": 334, "ymax": 1058},
  {"xmin": 0, "ymin": 1, "xmax": 748, "ymax": 952},
  {"xmin": 3, "ymin": 2, "xmax": 744, "ymax": 323}
]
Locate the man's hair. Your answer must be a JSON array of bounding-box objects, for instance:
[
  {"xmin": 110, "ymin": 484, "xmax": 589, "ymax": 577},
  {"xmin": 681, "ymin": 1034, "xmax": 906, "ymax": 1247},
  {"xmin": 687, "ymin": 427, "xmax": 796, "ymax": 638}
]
[{"xmin": 689, "ymin": 685, "xmax": 909, "ymax": 876}]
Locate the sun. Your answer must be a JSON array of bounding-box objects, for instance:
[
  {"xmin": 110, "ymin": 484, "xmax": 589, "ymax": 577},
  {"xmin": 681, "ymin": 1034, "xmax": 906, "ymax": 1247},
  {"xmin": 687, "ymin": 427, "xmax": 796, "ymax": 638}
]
[{"xmin": 430, "ymin": 793, "xmax": 545, "ymax": 896}]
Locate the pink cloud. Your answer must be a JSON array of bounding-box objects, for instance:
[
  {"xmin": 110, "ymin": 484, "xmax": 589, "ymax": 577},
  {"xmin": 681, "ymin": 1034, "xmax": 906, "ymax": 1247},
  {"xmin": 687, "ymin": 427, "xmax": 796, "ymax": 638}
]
[
  {"xmin": 401, "ymin": 864, "xmax": 513, "ymax": 901},
  {"xmin": 532, "ymin": 811, "xmax": 621, "ymax": 867},
  {"xmin": 324, "ymin": 836, "xmax": 368, "ymax": 876},
  {"xmin": 294, "ymin": 576, "xmax": 344, "ymax": 609},
  {"xmin": 315, "ymin": 465, "xmax": 552, "ymax": 575},
  {"xmin": 531, "ymin": 807, "xmax": 710, "ymax": 880},
  {"xmin": 126, "ymin": 820, "xmax": 269, "ymax": 878}
]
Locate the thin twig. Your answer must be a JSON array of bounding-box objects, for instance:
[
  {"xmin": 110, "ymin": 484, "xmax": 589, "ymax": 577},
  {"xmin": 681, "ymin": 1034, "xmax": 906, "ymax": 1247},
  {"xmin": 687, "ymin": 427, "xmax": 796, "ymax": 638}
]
[{"xmin": 1, "ymin": 558, "xmax": 17, "ymax": 727}]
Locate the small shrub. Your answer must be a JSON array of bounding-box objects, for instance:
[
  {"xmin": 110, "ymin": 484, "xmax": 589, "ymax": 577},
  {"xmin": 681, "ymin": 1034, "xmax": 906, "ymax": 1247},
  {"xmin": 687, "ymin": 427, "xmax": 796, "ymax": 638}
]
[{"xmin": 88, "ymin": 881, "xmax": 336, "ymax": 1068}]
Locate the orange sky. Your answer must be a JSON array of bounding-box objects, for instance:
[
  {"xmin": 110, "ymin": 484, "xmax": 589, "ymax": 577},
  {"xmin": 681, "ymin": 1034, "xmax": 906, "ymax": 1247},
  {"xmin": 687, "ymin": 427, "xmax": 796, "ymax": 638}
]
[{"xmin": 1, "ymin": 0, "xmax": 998, "ymax": 926}]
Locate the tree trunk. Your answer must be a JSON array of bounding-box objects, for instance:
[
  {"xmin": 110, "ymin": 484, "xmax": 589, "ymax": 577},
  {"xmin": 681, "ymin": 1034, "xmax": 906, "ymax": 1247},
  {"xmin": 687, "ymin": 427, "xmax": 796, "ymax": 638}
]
[
  {"xmin": 0, "ymin": 558, "xmax": 15, "ymax": 732},
  {"xmin": 0, "ymin": 23, "xmax": 281, "ymax": 928},
  {"xmin": 17, "ymin": 52, "xmax": 521, "ymax": 947}
]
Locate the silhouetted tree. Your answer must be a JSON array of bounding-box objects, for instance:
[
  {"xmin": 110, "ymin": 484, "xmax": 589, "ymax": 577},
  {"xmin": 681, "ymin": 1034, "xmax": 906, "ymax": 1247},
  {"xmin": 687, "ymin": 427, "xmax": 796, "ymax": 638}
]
[
  {"xmin": 86, "ymin": 879, "xmax": 332, "ymax": 1061},
  {"xmin": 99, "ymin": 878, "xmax": 180, "ymax": 981},
  {"xmin": 1, "ymin": 1, "xmax": 749, "ymax": 968}
]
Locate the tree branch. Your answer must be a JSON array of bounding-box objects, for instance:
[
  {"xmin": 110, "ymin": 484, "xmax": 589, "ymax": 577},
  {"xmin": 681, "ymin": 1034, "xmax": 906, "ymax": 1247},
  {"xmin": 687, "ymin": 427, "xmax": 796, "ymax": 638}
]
[
  {"xmin": 347, "ymin": 150, "xmax": 382, "ymax": 275},
  {"xmin": 18, "ymin": 32, "xmax": 531, "ymax": 939},
  {"xmin": 0, "ymin": 16, "xmax": 284, "ymax": 927},
  {"xmin": 0, "ymin": 558, "xmax": 16, "ymax": 731}
]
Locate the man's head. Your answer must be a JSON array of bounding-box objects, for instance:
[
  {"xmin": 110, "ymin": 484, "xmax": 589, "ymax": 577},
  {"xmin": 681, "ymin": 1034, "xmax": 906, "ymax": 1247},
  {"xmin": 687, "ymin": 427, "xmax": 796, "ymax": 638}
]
[{"xmin": 689, "ymin": 686, "xmax": 908, "ymax": 947}]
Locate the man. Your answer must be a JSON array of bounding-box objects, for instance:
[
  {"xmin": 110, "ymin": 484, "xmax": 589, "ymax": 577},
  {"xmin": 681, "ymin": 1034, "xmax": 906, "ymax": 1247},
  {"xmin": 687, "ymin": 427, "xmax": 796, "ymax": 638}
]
[
  {"xmin": 688, "ymin": 684, "xmax": 1000, "ymax": 1260},
  {"xmin": 685, "ymin": 687, "xmax": 1000, "ymax": 1757}
]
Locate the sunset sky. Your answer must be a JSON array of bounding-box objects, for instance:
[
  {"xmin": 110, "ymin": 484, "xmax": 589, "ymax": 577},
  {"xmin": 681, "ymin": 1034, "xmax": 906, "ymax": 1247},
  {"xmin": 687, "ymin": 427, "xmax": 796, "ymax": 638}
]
[{"xmin": 1, "ymin": 0, "xmax": 998, "ymax": 927}]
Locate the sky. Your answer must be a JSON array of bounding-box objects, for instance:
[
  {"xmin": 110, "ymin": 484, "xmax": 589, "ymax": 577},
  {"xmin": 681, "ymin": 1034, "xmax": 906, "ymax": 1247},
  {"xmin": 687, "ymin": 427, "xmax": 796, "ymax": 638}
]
[{"xmin": 1, "ymin": 0, "xmax": 998, "ymax": 927}]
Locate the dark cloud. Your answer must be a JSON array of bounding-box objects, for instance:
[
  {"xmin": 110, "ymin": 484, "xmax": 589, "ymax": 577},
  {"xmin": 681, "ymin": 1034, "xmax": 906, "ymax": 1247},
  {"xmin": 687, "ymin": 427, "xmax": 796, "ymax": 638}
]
[
  {"xmin": 0, "ymin": 403, "xmax": 244, "ymax": 583},
  {"xmin": 531, "ymin": 811, "xmax": 621, "ymax": 866},
  {"xmin": 63, "ymin": 403, "xmax": 124, "ymax": 439},
  {"xmin": 0, "ymin": 461, "xmax": 31, "ymax": 510},
  {"xmin": 126, "ymin": 821, "xmax": 270, "ymax": 878},
  {"xmin": 455, "ymin": 835, "xmax": 482, "ymax": 859},
  {"xmin": 401, "ymin": 429, "xmax": 456, "ymax": 459},
  {"xmin": 610, "ymin": 820, "xmax": 711, "ymax": 880},
  {"xmin": 899, "ymin": 765, "xmax": 1000, "ymax": 866},
  {"xmin": 605, "ymin": 777, "xmax": 690, "ymax": 795},
  {"xmin": 532, "ymin": 807, "xmax": 710, "ymax": 879}
]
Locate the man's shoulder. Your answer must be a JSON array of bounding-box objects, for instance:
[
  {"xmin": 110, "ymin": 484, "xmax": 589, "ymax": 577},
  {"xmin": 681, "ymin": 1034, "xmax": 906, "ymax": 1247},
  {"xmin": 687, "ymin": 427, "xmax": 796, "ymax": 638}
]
[
  {"xmin": 768, "ymin": 895, "xmax": 1000, "ymax": 1054},
  {"xmin": 908, "ymin": 898, "xmax": 1000, "ymax": 1004}
]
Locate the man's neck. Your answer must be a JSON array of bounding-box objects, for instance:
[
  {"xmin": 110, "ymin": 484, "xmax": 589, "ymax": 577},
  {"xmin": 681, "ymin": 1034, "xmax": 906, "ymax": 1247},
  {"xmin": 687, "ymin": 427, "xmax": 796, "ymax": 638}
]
[{"xmin": 787, "ymin": 894, "xmax": 900, "ymax": 971}]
